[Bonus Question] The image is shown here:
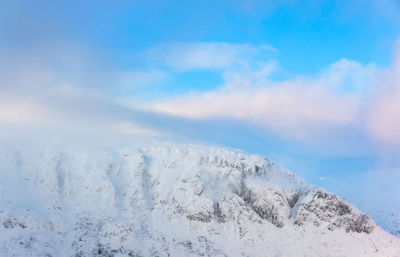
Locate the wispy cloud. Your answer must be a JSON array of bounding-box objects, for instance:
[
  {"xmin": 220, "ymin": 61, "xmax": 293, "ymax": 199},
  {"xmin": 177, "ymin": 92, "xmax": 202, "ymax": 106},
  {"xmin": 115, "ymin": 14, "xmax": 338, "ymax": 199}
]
[
  {"xmin": 0, "ymin": 97, "xmax": 50, "ymax": 124},
  {"xmin": 135, "ymin": 41, "xmax": 400, "ymax": 155},
  {"xmin": 146, "ymin": 42, "xmax": 277, "ymax": 71},
  {"xmin": 1, "ymin": 40, "xmax": 400, "ymax": 154},
  {"xmin": 0, "ymin": 45, "xmax": 169, "ymax": 145},
  {"xmin": 149, "ymin": 56, "xmax": 379, "ymax": 141}
]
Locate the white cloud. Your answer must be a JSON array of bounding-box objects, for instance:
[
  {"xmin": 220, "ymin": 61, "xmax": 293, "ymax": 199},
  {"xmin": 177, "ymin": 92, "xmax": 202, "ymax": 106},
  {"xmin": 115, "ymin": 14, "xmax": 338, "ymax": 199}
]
[
  {"xmin": 0, "ymin": 52, "xmax": 165, "ymax": 144},
  {"xmin": 318, "ymin": 58, "xmax": 378, "ymax": 91},
  {"xmin": 110, "ymin": 122, "xmax": 161, "ymax": 136},
  {"xmin": 0, "ymin": 98, "xmax": 50, "ymax": 124},
  {"xmin": 146, "ymin": 43, "xmax": 400, "ymax": 151},
  {"xmin": 150, "ymin": 59, "xmax": 370, "ymax": 140},
  {"xmin": 147, "ymin": 42, "xmax": 277, "ymax": 71},
  {"xmin": 2, "ymin": 40, "xmax": 400, "ymax": 152}
]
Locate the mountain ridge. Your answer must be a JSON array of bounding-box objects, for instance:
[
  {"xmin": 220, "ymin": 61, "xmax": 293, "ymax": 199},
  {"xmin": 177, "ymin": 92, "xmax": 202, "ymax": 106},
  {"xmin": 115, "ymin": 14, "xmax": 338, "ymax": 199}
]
[{"xmin": 0, "ymin": 144, "xmax": 399, "ymax": 256}]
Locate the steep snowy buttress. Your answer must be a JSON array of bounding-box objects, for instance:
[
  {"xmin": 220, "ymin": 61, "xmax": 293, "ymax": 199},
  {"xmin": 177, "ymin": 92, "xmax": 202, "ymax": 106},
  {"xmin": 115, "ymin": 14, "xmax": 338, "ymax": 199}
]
[{"xmin": 0, "ymin": 145, "xmax": 399, "ymax": 257}]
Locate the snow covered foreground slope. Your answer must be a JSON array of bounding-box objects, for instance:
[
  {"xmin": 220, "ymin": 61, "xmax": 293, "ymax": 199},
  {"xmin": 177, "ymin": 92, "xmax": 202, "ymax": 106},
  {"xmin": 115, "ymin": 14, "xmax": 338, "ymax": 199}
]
[{"xmin": 0, "ymin": 145, "xmax": 399, "ymax": 257}]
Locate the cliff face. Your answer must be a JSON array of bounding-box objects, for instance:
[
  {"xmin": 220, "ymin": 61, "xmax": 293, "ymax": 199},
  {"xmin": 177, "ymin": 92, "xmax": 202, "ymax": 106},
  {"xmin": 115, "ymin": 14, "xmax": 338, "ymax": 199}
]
[{"xmin": 0, "ymin": 145, "xmax": 399, "ymax": 257}]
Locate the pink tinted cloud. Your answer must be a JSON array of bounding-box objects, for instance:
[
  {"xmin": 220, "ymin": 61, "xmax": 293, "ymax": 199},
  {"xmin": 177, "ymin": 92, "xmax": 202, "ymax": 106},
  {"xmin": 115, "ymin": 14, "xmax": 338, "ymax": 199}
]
[
  {"xmin": 150, "ymin": 47, "xmax": 400, "ymax": 151},
  {"xmin": 151, "ymin": 58, "xmax": 374, "ymax": 140},
  {"xmin": 367, "ymin": 51, "xmax": 400, "ymax": 146}
]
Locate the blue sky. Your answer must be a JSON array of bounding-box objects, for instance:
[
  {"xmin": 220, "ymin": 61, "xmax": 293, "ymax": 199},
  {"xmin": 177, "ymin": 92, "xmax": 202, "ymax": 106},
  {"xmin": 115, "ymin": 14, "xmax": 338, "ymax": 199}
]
[{"xmin": 1, "ymin": 0, "xmax": 400, "ymax": 223}]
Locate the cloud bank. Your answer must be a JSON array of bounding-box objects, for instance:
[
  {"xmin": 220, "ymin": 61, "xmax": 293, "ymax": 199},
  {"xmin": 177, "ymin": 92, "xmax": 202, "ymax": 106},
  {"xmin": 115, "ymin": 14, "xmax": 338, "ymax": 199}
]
[
  {"xmin": 2, "ymin": 41, "xmax": 400, "ymax": 155},
  {"xmin": 144, "ymin": 42, "xmax": 400, "ymax": 154}
]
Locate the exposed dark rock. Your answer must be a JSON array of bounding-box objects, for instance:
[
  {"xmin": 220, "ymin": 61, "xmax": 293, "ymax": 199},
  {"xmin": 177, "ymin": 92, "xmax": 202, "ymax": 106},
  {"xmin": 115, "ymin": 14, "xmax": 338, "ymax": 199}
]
[
  {"xmin": 177, "ymin": 236, "xmax": 228, "ymax": 257},
  {"xmin": 287, "ymin": 191, "xmax": 301, "ymax": 208},
  {"xmin": 294, "ymin": 190, "xmax": 374, "ymax": 234},
  {"xmin": 243, "ymin": 187, "xmax": 290, "ymax": 228},
  {"xmin": 186, "ymin": 212, "xmax": 213, "ymax": 223},
  {"xmin": 3, "ymin": 218, "xmax": 27, "ymax": 229}
]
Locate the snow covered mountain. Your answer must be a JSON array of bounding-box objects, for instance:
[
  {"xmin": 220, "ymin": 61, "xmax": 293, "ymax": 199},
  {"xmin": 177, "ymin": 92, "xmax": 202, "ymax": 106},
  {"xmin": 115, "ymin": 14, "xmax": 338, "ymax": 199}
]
[{"xmin": 0, "ymin": 144, "xmax": 399, "ymax": 257}]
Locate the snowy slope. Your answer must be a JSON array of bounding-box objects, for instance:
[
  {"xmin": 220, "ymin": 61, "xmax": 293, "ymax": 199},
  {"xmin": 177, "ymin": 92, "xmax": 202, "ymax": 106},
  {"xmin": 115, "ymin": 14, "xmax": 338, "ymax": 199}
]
[{"xmin": 0, "ymin": 144, "xmax": 399, "ymax": 257}]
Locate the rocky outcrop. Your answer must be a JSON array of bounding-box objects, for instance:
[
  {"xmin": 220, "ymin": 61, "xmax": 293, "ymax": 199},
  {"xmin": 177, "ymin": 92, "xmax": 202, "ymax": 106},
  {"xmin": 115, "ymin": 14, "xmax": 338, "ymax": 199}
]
[{"xmin": 294, "ymin": 190, "xmax": 374, "ymax": 233}]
